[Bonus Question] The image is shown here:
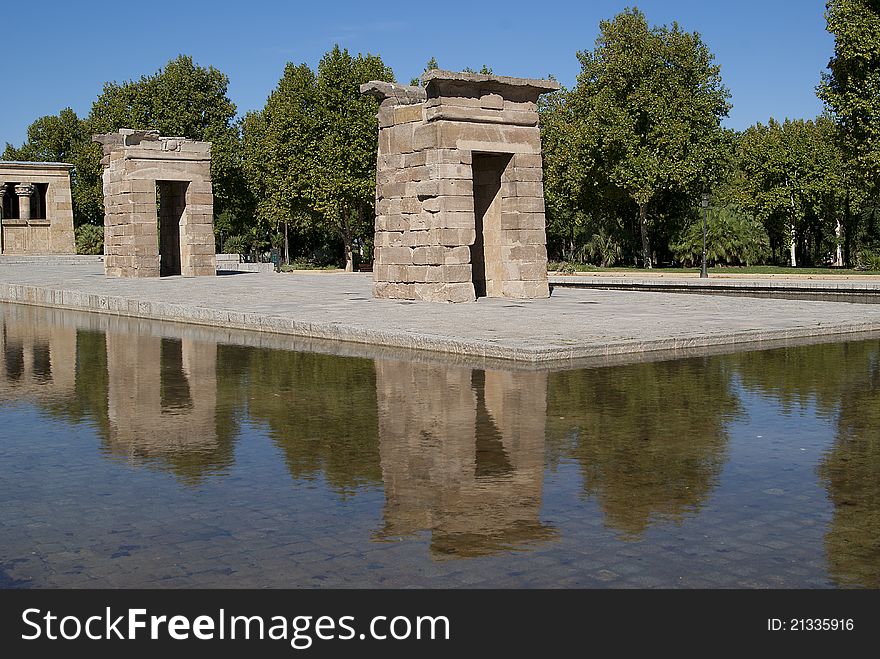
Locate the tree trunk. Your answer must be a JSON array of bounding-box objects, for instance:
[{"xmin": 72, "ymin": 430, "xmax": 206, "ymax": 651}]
[
  {"xmin": 344, "ymin": 239, "xmax": 354, "ymax": 272},
  {"xmin": 341, "ymin": 207, "xmax": 354, "ymax": 272},
  {"xmin": 788, "ymin": 186, "xmax": 798, "ymax": 268},
  {"xmin": 835, "ymin": 217, "xmax": 843, "ymax": 267},
  {"xmin": 283, "ymin": 219, "xmax": 290, "ymax": 266},
  {"xmin": 844, "ymin": 189, "xmax": 852, "ymax": 268},
  {"xmin": 638, "ymin": 203, "xmax": 652, "ymax": 269}
]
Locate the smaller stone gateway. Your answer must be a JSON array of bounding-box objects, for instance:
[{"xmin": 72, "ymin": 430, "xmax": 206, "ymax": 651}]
[
  {"xmin": 362, "ymin": 70, "xmax": 560, "ymax": 303},
  {"xmin": 0, "ymin": 162, "xmax": 76, "ymax": 255},
  {"xmin": 93, "ymin": 129, "xmax": 215, "ymax": 278}
]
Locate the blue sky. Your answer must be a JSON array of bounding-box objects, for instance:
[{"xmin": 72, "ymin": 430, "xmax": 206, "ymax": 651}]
[{"xmin": 2, "ymin": 0, "xmax": 831, "ymax": 147}]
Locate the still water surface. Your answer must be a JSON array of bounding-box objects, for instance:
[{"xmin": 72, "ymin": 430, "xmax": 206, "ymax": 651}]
[{"xmin": 1, "ymin": 303, "xmax": 878, "ymax": 588}]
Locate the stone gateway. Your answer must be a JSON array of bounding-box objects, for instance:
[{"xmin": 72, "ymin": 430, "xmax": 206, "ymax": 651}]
[
  {"xmin": 93, "ymin": 129, "xmax": 216, "ymax": 278},
  {"xmin": 0, "ymin": 162, "xmax": 76, "ymax": 255},
  {"xmin": 362, "ymin": 70, "xmax": 559, "ymax": 303}
]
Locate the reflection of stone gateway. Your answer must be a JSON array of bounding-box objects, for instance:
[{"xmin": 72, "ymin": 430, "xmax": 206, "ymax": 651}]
[
  {"xmin": 362, "ymin": 71, "xmax": 559, "ymax": 302},
  {"xmin": 104, "ymin": 331, "xmax": 223, "ymax": 481},
  {"xmin": 93, "ymin": 129, "xmax": 216, "ymax": 278},
  {"xmin": 0, "ymin": 162, "xmax": 76, "ymax": 255},
  {"xmin": 0, "ymin": 304, "xmax": 77, "ymax": 401},
  {"xmin": 374, "ymin": 359, "xmax": 556, "ymax": 558}
]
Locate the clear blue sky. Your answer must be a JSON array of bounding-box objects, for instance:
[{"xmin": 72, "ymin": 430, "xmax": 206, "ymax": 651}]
[{"xmin": 2, "ymin": 0, "xmax": 832, "ymax": 148}]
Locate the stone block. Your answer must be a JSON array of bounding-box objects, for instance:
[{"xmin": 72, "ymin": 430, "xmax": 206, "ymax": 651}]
[
  {"xmin": 375, "ymin": 231, "xmax": 405, "ymax": 247},
  {"xmin": 406, "ymin": 212, "xmax": 432, "ymax": 231},
  {"xmin": 503, "ymin": 229, "xmax": 546, "ymax": 246},
  {"xmin": 502, "ymin": 196, "xmax": 545, "ymax": 213},
  {"xmin": 481, "ymin": 93, "xmax": 504, "ymax": 110},
  {"xmin": 402, "ymin": 151, "xmax": 427, "ymax": 168},
  {"xmin": 435, "ymin": 211, "xmax": 475, "ymax": 229},
  {"xmin": 501, "ymin": 244, "xmax": 547, "ymax": 263},
  {"xmin": 436, "ymin": 228, "xmax": 476, "ymax": 246},
  {"xmin": 376, "ymin": 214, "xmax": 407, "ymax": 231},
  {"xmin": 507, "ymin": 167, "xmax": 543, "ymax": 182},
  {"xmin": 412, "ymin": 246, "xmax": 446, "ymax": 265},
  {"xmin": 416, "ymin": 179, "xmax": 473, "ymax": 198},
  {"xmin": 500, "ymin": 212, "xmax": 546, "ymax": 230},
  {"xmin": 404, "ymin": 230, "xmax": 432, "ymax": 247},
  {"xmin": 393, "ymin": 104, "xmax": 423, "ymax": 124},
  {"xmin": 444, "ymin": 246, "xmax": 471, "ymax": 264},
  {"xmin": 512, "ymin": 153, "xmax": 543, "ymax": 168},
  {"xmin": 421, "ymin": 195, "xmax": 474, "ymax": 213},
  {"xmin": 426, "ymin": 163, "xmax": 472, "ymax": 180},
  {"xmin": 391, "ymin": 124, "xmax": 418, "ymax": 153},
  {"xmin": 443, "ymin": 282, "xmax": 476, "ymax": 303},
  {"xmin": 501, "ymin": 181, "xmax": 544, "ymax": 198},
  {"xmin": 377, "ymin": 246, "xmax": 413, "ymax": 265}
]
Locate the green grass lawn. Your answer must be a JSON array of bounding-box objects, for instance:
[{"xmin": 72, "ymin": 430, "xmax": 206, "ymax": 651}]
[
  {"xmin": 280, "ymin": 262, "xmax": 341, "ymax": 272},
  {"xmin": 548, "ymin": 263, "xmax": 880, "ymax": 275}
]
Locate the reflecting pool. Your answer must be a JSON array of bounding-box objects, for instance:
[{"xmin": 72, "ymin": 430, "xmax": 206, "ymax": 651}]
[{"xmin": 1, "ymin": 303, "xmax": 878, "ymax": 588}]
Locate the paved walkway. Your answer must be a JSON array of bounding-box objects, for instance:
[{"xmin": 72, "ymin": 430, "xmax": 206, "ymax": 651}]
[{"xmin": 2, "ymin": 263, "xmax": 880, "ymax": 364}]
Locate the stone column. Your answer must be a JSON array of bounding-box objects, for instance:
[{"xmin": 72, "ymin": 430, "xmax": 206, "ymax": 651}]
[{"xmin": 15, "ymin": 183, "xmax": 35, "ymax": 221}]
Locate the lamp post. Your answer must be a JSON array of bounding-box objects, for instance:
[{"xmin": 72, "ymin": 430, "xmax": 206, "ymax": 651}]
[{"xmin": 700, "ymin": 193, "xmax": 710, "ymax": 279}]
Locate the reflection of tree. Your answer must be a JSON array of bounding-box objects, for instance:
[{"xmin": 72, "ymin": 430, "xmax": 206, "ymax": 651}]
[
  {"xmin": 547, "ymin": 358, "xmax": 739, "ymax": 539},
  {"xmin": 730, "ymin": 342, "xmax": 877, "ymax": 417},
  {"xmin": 375, "ymin": 362, "xmax": 556, "ymax": 559},
  {"xmin": 817, "ymin": 348, "xmax": 880, "ymax": 588},
  {"xmin": 245, "ymin": 348, "xmax": 382, "ymax": 494}
]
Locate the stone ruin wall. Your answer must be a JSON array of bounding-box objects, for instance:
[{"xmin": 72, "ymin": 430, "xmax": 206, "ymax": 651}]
[
  {"xmin": 363, "ymin": 70, "xmax": 559, "ymax": 303},
  {"xmin": 94, "ymin": 129, "xmax": 216, "ymax": 278},
  {"xmin": 0, "ymin": 162, "xmax": 76, "ymax": 255}
]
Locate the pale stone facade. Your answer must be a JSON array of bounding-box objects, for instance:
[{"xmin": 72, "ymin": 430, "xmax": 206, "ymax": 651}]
[
  {"xmin": 93, "ymin": 129, "xmax": 215, "ymax": 278},
  {"xmin": 362, "ymin": 70, "xmax": 559, "ymax": 303},
  {"xmin": 0, "ymin": 162, "xmax": 76, "ymax": 255}
]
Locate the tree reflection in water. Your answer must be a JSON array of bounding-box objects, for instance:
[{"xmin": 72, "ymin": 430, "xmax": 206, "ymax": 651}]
[
  {"xmin": 816, "ymin": 348, "xmax": 880, "ymax": 587},
  {"xmin": 548, "ymin": 358, "xmax": 741, "ymax": 539}
]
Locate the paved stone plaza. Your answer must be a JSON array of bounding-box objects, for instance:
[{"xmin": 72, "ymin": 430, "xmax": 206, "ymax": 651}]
[{"xmin": 2, "ymin": 262, "xmax": 880, "ymax": 363}]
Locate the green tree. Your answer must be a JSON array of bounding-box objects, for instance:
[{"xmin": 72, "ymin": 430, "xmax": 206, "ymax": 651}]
[
  {"xmin": 547, "ymin": 357, "xmax": 739, "ymax": 539},
  {"xmin": 242, "ymin": 63, "xmax": 319, "ymax": 264},
  {"xmin": 87, "ymin": 55, "xmax": 244, "ymax": 225},
  {"xmin": 818, "ymin": 0, "xmax": 880, "ymax": 193},
  {"xmin": 671, "ymin": 203, "xmax": 769, "ymax": 266},
  {"xmin": 739, "ymin": 117, "xmax": 845, "ymax": 266},
  {"xmin": 310, "ymin": 46, "xmax": 394, "ymax": 271},
  {"xmin": 565, "ymin": 8, "xmax": 731, "ymax": 267}
]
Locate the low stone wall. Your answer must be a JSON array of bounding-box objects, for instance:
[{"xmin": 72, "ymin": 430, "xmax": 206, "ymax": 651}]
[
  {"xmin": 0, "ymin": 255, "xmax": 102, "ymax": 266},
  {"xmin": 215, "ymin": 254, "xmax": 274, "ymax": 273},
  {"xmin": 548, "ymin": 275, "xmax": 880, "ymax": 303}
]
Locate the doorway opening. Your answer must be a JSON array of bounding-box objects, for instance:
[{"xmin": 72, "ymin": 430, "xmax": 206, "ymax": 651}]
[
  {"xmin": 471, "ymin": 153, "xmax": 511, "ymax": 298},
  {"xmin": 156, "ymin": 181, "xmax": 188, "ymax": 276}
]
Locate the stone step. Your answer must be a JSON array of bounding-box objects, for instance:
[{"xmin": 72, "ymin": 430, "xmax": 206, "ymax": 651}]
[{"xmin": 0, "ymin": 255, "xmax": 103, "ymax": 265}]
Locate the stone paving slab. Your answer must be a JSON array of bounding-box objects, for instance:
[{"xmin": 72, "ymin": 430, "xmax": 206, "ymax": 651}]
[{"xmin": 2, "ymin": 263, "xmax": 880, "ymax": 364}]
